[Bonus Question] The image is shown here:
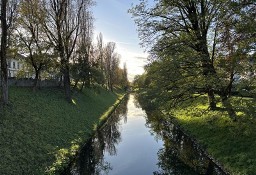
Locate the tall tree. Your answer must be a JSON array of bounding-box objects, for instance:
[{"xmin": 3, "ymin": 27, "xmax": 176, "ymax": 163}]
[
  {"xmin": 129, "ymin": 0, "xmax": 256, "ymax": 120},
  {"xmin": 130, "ymin": 0, "xmax": 224, "ymax": 109},
  {"xmin": 121, "ymin": 63, "xmax": 129, "ymax": 89},
  {"xmin": 95, "ymin": 33, "xmax": 105, "ymax": 86},
  {"xmin": 0, "ymin": 0, "xmax": 18, "ymax": 105},
  {"xmin": 215, "ymin": 1, "xmax": 256, "ymax": 96},
  {"xmin": 42, "ymin": 0, "xmax": 91, "ymax": 102},
  {"xmin": 104, "ymin": 42, "xmax": 120, "ymax": 91},
  {"xmin": 71, "ymin": 3, "xmax": 94, "ymax": 90},
  {"xmin": 17, "ymin": 0, "xmax": 52, "ymax": 90},
  {"xmin": 1, "ymin": 0, "xmax": 8, "ymax": 104},
  {"xmin": 97, "ymin": 33, "xmax": 104, "ymax": 73},
  {"xmin": 109, "ymin": 53, "xmax": 120, "ymax": 91}
]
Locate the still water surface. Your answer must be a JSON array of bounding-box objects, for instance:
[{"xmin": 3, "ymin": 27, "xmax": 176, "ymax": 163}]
[
  {"xmin": 99, "ymin": 95, "xmax": 163, "ymax": 174},
  {"xmin": 68, "ymin": 94, "xmax": 227, "ymax": 175}
]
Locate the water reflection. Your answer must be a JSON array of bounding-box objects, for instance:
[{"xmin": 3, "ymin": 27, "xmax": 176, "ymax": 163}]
[
  {"xmin": 69, "ymin": 96, "xmax": 129, "ymax": 175},
  {"xmin": 145, "ymin": 112, "xmax": 228, "ymax": 175},
  {"xmin": 66, "ymin": 94, "xmax": 227, "ymax": 175}
]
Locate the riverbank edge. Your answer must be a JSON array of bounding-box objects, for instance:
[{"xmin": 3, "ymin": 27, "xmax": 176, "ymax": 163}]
[
  {"xmin": 47, "ymin": 93, "xmax": 128, "ymax": 174},
  {"xmin": 165, "ymin": 114, "xmax": 231, "ymax": 175},
  {"xmin": 95, "ymin": 93, "xmax": 128, "ymax": 130},
  {"xmin": 136, "ymin": 89, "xmax": 256, "ymax": 174}
]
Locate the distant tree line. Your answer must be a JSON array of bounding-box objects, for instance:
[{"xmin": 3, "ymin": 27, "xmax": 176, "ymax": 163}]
[
  {"xmin": 0, "ymin": 0, "xmax": 129, "ymax": 104},
  {"xmin": 130, "ymin": 0, "xmax": 256, "ymax": 121}
]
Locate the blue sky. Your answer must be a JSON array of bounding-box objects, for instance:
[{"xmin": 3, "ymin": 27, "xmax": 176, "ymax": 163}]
[{"xmin": 92, "ymin": 0, "xmax": 149, "ymax": 81}]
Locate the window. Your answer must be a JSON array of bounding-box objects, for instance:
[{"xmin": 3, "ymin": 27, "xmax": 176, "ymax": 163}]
[
  {"xmin": 8, "ymin": 61, "xmax": 11, "ymax": 68},
  {"xmin": 17, "ymin": 62, "xmax": 20, "ymax": 69},
  {"xmin": 13, "ymin": 62, "xmax": 16, "ymax": 69}
]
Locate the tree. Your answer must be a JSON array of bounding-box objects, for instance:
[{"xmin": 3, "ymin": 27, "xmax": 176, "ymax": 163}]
[
  {"xmin": 17, "ymin": 0, "xmax": 52, "ymax": 90},
  {"xmin": 104, "ymin": 42, "xmax": 115, "ymax": 91},
  {"xmin": 130, "ymin": 0, "xmax": 255, "ymax": 120},
  {"xmin": 95, "ymin": 33, "xmax": 105, "ymax": 86},
  {"xmin": 129, "ymin": 0, "xmax": 223, "ymax": 108},
  {"xmin": 103, "ymin": 42, "xmax": 122, "ymax": 91},
  {"xmin": 42, "ymin": 0, "xmax": 91, "ymax": 102},
  {"xmin": 133, "ymin": 74, "xmax": 146, "ymax": 89},
  {"xmin": 121, "ymin": 63, "xmax": 129, "ymax": 90},
  {"xmin": 109, "ymin": 53, "xmax": 120, "ymax": 91},
  {"xmin": 215, "ymin": 1, "xmax": 256, "ymax": 97},
  {"xmin": 1, "ymin": 0, "xmax": 18, "ymax": 105},
  {"xmin": 71, "ymin": 3, "xmax": 94, "ymax": 90}
]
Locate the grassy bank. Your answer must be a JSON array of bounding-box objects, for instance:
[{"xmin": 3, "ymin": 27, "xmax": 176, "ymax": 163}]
[
  {"xmin": 0, "ymin": 87, "xmax": 125, "ymax": 174},
  {"xmin": 169, "ymin": 96, "xmax": 256, "ymax": 175}
]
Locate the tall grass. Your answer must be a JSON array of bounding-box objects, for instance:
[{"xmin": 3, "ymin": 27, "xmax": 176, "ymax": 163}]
[{"xmin": 170, "ymin": 96, "xmax": 256, "ymax": 175}]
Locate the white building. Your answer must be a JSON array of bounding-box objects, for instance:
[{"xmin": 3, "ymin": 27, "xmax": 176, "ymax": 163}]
[
  {"xmin": 7, "ymin": 56, "xmax": 59, "ymax": 80},
  {"xmin": 7, "ymin": 58, "xmax": 23, "ymax": 77},
  {"xmin": 7, "ymin": 54, "xmax": 34, "ymax": 78}
]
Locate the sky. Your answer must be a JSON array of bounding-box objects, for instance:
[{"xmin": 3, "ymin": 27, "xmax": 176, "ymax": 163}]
[{"xmin": 92, "ymin": 0, "xmax": 149, "ymax": 81}]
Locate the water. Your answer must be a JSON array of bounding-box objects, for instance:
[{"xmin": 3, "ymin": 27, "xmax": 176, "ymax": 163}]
[{"xmin": 67, "ymin": 94, "xmax": 228, "ymax": 175}]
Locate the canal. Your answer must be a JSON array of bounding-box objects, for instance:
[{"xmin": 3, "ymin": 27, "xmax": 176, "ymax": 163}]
[{"xmin": 67, "ymin": 94, "xmax": 227, "ymax": 175}]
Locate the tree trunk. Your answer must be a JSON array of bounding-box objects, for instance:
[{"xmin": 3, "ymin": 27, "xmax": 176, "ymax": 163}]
[
  {"xmin": 107, "ymin": 78, "xmax": 110, "ymax": 90},
  {"xmin": 58, "ymin": 75, "xmax": 63, "ymax": 87},
  {"xmin": 207, "ymin": 88, "xmax": 216, "ymax": 110},
  {"xmin": 226, "ymin": 71, "xmax": 234, "ymax": 97},
  {"xmin": 63, "ymin": 66, "xmax": 72, "ymax": 103},
  {"xmin": 1, "ymin": 0, "xmax": 9, "ymax": 105},
  {"xmin": 222, "ymin": 99, "xmax": 237, "ymax": 121},
  {"xmin": 199, "ymin": 39, "xmax": 237, "ymax": 120},
  {"xmin": 33, "ymin": 70, "xmax": 40, "ymax": 91},
  {"xmin": 59, "ymin": 39, "xmax": 71, "ymax": 102},
  {"xmin": 201, "ymin": 56, "xmax": 217, "ymax": 110},
  {"xmin": 220, "ymin": 93, "xmax": 237, "ymax": 121},
  {"xmin": 110, "ymin": 85, "xmax": 113, "ymax": 92}
]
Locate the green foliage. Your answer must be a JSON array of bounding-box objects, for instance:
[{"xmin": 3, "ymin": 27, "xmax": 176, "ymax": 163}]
[
  {"xmin": 90, "ymin": 66, "xmax": 106, "ymax": 85},
  {"xmin": 0, "ymin": 87, "xmax": 124, "ymax": 174},
  {"xmin": 131, "ymin": 0, "xmax": 255, "ymax": 119},
  {"xmin": 133, "ymin": 74, "xmax": 145, "ymax": 89},
  {"xmin": 70, "ymin": 58, "xmax": 91, "ymax": 83},
  {"xmin": 135, "ymin": 52, "xmax": 208, "ymax": 112}
]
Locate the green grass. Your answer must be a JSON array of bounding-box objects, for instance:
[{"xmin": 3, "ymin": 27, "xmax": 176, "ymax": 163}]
[
  {"xmin": 0, "ymin": 87, "xmax": 125, "ymax": 175},
  {"xmin": 169, "ymin": 96, "xmax": 256, "ymax": 175}
]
